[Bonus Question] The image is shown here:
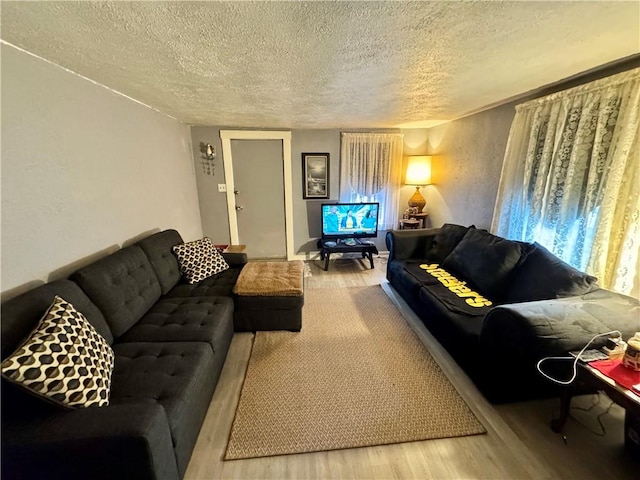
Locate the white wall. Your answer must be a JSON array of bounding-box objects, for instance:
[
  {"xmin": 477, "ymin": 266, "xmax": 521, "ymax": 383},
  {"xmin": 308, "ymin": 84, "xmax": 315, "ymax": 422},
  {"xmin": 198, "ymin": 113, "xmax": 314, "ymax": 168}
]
[
  {"xmin": 190, "ymin": 126, "xmax": 232, "ymax": 244},
  {"xmin": 1, "ymin": 44, "xmax": 203, "ymax": 297}
]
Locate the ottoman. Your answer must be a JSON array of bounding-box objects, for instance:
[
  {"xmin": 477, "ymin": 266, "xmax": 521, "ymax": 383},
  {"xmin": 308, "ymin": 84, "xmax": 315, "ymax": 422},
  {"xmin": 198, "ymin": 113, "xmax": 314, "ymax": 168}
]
[{"xmin": 232, "ymin": 261, "xmax": 304, "ymax": 332}]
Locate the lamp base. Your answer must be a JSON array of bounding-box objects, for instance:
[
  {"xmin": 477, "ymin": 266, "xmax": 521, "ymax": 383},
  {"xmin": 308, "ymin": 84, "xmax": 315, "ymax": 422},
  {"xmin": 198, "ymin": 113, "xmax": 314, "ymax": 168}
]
[{"xmin": 408, "ymin": 186, "xmax": 426, "ymax": 212}]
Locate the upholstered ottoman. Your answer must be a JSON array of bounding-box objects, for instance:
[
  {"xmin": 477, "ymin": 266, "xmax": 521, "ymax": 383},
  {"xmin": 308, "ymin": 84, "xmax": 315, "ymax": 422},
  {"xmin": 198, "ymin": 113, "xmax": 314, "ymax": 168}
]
[{"xmin": 232, "ymin": 261, "xmax": 304, "ymax": 332}]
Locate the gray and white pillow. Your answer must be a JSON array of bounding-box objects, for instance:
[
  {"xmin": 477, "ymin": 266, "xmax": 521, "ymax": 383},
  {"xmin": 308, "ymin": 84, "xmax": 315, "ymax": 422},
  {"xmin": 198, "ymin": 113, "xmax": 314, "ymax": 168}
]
[
  {"xmin": 172, "ymin": 237, "xmax": 229, "ymax": 284},
  {"xmin": 1, "ymin": 295, "xmax": 115, "ymax": 409}
]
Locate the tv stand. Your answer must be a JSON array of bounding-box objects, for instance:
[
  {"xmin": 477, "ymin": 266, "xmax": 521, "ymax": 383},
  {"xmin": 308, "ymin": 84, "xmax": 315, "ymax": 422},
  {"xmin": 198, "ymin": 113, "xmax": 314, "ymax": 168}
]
[{"xmin": 317, "ymin": 238, "xmax": 379, "ymax": 271}]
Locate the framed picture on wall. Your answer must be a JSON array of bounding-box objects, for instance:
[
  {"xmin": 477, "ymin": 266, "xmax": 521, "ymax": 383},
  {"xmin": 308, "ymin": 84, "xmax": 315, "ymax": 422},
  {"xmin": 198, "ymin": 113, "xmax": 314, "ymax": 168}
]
[{"xmin": 302, "ymin": 153, "xmax": 330, "ymax": 199}]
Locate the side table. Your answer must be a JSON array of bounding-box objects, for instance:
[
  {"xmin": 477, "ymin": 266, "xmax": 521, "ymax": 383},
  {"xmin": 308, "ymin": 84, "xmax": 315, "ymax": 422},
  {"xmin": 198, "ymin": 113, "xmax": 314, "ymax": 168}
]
[
  {"xmin": 399, "ymin": 219, "xmax": 420, "ymax": 230},
  {"xmin": 551, "ymin": 359, "xmax": 640, "ymax": 455},
  {"xmin": 408, "ymin": 212, "xmax": 429, "ymax": 228}
]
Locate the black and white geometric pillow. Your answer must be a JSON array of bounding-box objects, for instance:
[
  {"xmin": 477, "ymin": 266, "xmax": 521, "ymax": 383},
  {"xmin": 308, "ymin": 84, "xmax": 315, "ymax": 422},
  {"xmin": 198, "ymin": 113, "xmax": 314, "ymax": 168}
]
[
  {"xmin": 1, "ymin": 295, "xmax": 115, "ymax": 409},
  {"xmin": 172, "ymin": 237, "xmax": 229, "ymax": 284}
]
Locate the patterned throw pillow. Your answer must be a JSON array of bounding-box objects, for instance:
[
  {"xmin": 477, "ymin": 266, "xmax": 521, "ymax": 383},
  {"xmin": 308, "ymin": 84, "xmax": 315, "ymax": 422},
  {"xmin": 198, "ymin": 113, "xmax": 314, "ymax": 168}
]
[
  {"xmin": 172, "ymin": 237, "xmax": 229, "ymax": 284},
  {"xmin": 1, "ymin": 296, "xmax": 115, "ymax": 409}
]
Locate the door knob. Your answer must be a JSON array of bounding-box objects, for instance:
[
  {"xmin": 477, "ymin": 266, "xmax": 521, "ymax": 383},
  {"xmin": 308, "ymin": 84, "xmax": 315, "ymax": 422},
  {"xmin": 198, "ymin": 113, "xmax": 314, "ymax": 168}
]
[
  {"xmin": 234, "ymin": 190, "xmax": 239, "ymax": 195},
  {"xmin": 235, "ymin": 205, "xmax": 244, "ymax": 211}
]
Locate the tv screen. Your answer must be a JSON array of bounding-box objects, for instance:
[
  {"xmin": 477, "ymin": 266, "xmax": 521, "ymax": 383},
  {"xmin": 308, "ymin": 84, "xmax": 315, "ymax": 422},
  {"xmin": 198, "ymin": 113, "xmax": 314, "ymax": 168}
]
[{"xmin": 321, "ymin": 202, "xmax": 379, "ymax": 239}]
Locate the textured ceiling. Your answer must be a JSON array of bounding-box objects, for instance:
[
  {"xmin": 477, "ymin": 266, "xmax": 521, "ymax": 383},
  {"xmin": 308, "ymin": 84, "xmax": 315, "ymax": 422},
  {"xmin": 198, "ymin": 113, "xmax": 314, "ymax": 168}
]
[{"xmin": 2, "ymin": 1, "xmax": 639, "ymax": 128}]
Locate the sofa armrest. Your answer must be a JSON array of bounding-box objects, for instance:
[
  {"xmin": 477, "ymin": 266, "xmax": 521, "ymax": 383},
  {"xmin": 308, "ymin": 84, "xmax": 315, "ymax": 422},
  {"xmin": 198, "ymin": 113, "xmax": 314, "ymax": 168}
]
[
  {"xmin": 2, "ymin": 402, "xmax": 179, "ymax": 480},
  {"xmin": 222, "ymin": 252, "xmax": 248, "ymax": 267},
  {"xmin": 475, "ymin": 292, "xmax": 639, "ymax": 401},
  {"xmin": 481, "ymin": 290, "xmax": 640, "ymax": 360},
  {"xmin": 385, "ymin": 228, "xmax": 439, "ymax": 263}
]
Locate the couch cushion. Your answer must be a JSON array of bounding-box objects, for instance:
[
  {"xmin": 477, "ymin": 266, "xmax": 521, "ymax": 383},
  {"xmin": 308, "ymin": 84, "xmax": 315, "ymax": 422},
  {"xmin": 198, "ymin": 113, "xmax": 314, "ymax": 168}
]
[
  {"xmin": 505, "ymin": 242, "xmax": 598, "ymax": 303},
  {"xmin": 386, "ymin": 260, "xmax": 422, "ymax": 306},
  {"xmin": 172, "ymin": 237, "xmax": 229, "ymax": 284},
  {"xmin": 416, "ymin": 285, "xmax": 486, "ymax": 372},
  {"xmin": 2, "ymin": 280, "xmax": 113, "ymax": 358},
  {"xmin": 425, "ymin": 224, "xmax": 473, "ymax": 261},
  {"xmin": 442, "ymin": 229, "xmax": 528, "ymax": 300},
  {"xmin": 117, "ymin": 296, "xmax": 234, "ymax": 355},
  {"xmin": 1, "ymin": 296, "xmax": 115, "ymax": 409},
  {"xmin": 402, "ymin": 261, "xmax": 443, "ymax": 286},
  {"xmin": 71, "ymin": 246, "xmax": 161, "ymax": 338},
  {"xmin": 418, "ymin": 286, "xmax": 487, "ymax": 338},
  {"xmin": 416, "ymin": 264, "xmax": 495, "ymax": 315},
  {"xmin": 137, "ymin": 229, "xmax": 184, "ymax": 295},
  {"xmin": 165, "ymin": 267, "xmax": 242, "ymax": 298},
  {"xmin": 233, "ymin": 261, "xmax": 304, "ymax": 297},
  {"xmin": 387, "ymin": 260, "xmax": 442, "ymax": 298},
  {"xmin": 110, "ymin": 342, "xmax": 218, "ymax": 477}
]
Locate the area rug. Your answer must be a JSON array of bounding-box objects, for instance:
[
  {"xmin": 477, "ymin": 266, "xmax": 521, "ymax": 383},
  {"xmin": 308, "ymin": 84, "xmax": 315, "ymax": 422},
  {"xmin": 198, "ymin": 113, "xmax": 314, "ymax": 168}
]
[{"xmin": 224, "ymin": 285, "xmax": 486, "ymax": 460}]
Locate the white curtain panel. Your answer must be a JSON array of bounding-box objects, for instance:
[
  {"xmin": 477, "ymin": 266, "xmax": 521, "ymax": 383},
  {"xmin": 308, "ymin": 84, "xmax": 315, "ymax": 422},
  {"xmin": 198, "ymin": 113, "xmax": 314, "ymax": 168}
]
[
  {"xmin": 492, "ymin": 68, "xmax": 640, "ymax": 296},
  {"xmin": 340, "ymin": 133, "xmax": 404, "ymax": 230}
]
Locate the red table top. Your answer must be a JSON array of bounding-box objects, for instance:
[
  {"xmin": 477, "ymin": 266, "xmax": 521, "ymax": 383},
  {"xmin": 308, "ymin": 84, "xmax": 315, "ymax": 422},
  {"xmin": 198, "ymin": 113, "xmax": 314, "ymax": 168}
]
[{"xmin": 589, "ymin": 359, "xmax": 640, "ymax": 395}]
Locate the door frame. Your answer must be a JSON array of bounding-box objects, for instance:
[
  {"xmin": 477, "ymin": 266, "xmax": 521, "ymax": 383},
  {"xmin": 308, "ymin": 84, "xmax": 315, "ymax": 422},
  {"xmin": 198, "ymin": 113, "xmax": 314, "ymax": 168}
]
[{"xmin": 219, "ymin": 130, "xmax": 294, "ymax": 260}]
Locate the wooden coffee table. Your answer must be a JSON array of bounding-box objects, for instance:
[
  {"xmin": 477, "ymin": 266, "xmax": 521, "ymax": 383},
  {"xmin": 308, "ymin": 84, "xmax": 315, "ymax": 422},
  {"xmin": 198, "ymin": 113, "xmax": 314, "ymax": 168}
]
[{"xmin": 551, "ymin": 359, "xmax": 640, "ymax": 453}]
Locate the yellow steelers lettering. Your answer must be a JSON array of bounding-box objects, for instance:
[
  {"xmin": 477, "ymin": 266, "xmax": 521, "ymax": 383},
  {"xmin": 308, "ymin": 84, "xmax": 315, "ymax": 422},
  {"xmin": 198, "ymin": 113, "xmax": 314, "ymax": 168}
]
[
  {"xmin": 430, "ymin": 269, "xmax": 448, "ymax": 278},
  {"xmin": 442, "ymin": 278, "xmax": 465, "ymax": 288},
  {"xmin": 466, "ymin": 298, "xmax": 493, "ymax": 307},
  {"xmin": 420, "ymin": 264, "xmax": 439, "ymax": 270},
  {"xmin": 439, "ymin": 277, "xmax": 454, "ymax": 287},
  {"xmin": 420, "ymin": 264, "xmax": 493, "ymax": 307},
  {"xmin": 454, "ymin": 290, "xmax": 479, "ymax": 298},
  {"xmin": 450, "ymin": 285, "xmax": 471, "ymax": 294}
]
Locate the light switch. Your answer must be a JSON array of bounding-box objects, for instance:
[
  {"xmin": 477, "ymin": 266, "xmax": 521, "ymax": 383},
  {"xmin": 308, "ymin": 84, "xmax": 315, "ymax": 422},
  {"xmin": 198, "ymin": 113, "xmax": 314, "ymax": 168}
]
[{"xmin": 218, "ymin": 184, "xmax": 227, "ymax": 192}]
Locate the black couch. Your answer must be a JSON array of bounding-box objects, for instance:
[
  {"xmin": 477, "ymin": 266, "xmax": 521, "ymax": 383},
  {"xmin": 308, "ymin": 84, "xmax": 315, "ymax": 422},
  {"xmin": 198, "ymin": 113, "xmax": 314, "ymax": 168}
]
[
  {"xmin": 386, "ymin": 224, "xmax": 639, "ymax": 402},
  {"xmin": 1, "ymin": 229, "xmax": 247, "ymax": 480}
]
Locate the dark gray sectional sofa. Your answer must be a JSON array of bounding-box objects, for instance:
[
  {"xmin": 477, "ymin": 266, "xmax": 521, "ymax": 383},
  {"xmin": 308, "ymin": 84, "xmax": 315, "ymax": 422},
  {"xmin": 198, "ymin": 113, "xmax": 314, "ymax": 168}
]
[
  {"xmin": 1, "ymin": 229, "xmax": 246, "ymax": 480},
  {"xmin": 386, "ymin": 225, "xmax": 640, "ymax": 403}
]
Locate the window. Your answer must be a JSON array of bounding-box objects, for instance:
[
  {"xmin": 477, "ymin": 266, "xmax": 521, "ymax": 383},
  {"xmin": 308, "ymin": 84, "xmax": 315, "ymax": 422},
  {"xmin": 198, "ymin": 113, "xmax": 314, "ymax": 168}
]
[
  {"xmin": 339, "ymin": 133, "xmax": 404, "ymax": 231},
  {"xmin": 492, "ymin": 68, "xmax": 640, "ymax": 296}
]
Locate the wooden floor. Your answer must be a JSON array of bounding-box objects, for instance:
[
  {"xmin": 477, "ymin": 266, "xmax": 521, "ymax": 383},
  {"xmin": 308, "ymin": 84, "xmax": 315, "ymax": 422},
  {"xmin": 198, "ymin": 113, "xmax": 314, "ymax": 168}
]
[{"xmin": 185, "ymin": 255, "xmax": 638, "ymax": 479}]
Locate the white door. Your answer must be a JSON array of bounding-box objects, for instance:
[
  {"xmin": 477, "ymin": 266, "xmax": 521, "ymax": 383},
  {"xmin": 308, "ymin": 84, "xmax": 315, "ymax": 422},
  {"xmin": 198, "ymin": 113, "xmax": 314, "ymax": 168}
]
[
  {"xmin": 231, "ymin": 139, "xmax": 286, "ymax": 259},
  {"xmin": 220, "ymin": 130, "xmax": 293, "ymax": 260}
]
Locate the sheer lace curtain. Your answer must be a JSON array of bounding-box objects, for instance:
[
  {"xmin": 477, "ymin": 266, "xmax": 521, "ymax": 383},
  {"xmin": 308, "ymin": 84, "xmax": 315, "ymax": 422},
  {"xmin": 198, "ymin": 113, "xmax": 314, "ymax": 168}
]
[
  {"xmin": 492, "ymin": 68, "xmax": 640, "ymax": 296},
  {"xmin": 340, "ymin": 133, "xmax": 404, "ymax": 230}
]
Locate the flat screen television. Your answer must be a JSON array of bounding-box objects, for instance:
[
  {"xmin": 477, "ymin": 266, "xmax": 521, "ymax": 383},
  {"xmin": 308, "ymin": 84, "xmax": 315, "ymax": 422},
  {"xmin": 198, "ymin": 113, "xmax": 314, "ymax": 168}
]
[{"xmin": 321, "ymin": 202, "xmax": 379, "ymax": 240}]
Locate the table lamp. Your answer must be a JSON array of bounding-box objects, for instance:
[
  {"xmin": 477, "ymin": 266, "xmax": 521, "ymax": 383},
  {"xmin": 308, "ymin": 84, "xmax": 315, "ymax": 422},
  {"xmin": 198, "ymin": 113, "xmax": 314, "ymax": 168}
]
[{"xmin": 405, "ymin": 155, "xmax": 432, "ymax": 212}]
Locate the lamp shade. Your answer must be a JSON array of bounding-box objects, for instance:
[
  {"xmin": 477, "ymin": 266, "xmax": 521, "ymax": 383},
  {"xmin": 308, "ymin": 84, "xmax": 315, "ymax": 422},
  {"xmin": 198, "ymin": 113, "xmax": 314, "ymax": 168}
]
[{"xmin": 405, "ymin": 156, "xmax": 432, "ymax": 185}]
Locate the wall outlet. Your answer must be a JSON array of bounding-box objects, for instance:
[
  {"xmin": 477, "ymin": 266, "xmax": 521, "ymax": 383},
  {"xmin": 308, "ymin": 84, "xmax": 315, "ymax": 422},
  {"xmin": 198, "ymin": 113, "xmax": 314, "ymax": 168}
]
[{"xmin": 218, "ymin": 184, "xmax": 227, "ymax": 192}]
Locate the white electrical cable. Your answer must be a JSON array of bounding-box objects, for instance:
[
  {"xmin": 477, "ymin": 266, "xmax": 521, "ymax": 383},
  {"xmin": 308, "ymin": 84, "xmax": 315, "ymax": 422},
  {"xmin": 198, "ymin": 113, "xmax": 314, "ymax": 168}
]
[{"xmin": 536, "ymin": 330, "xmax": 622, "ymax": 385}]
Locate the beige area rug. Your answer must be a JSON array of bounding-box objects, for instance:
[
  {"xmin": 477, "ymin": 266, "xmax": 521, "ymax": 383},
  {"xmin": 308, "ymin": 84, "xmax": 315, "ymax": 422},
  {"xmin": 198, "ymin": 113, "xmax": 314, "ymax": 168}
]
[{"xmin": 225, "ymin": 285, "xmax": 486, "ymax": 460}]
